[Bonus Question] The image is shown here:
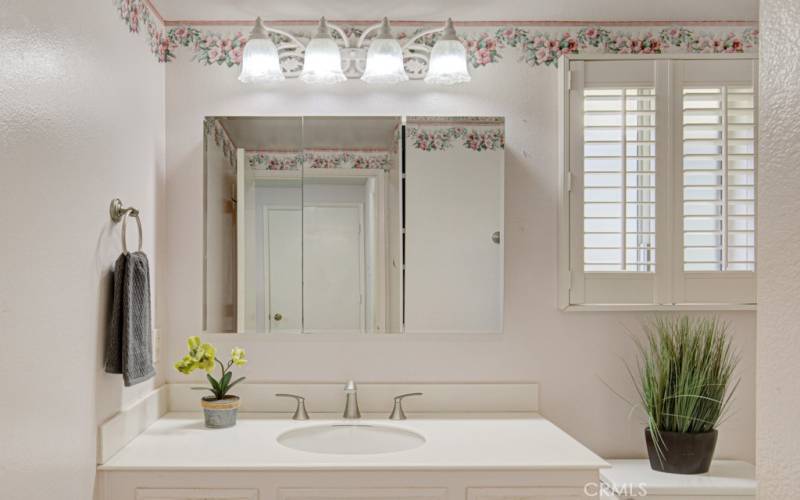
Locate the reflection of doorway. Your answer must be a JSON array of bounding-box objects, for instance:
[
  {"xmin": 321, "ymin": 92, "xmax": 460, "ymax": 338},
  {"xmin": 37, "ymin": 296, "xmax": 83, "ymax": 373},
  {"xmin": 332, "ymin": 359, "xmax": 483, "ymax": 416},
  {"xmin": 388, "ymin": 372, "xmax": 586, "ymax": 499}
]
[
  {"xmin": 303, "ymin": 203, "xmax": 365, "ymax": 333},
  {"xmin": 262, "ymin": 207, "xmax": 302, "ymax": 333}
]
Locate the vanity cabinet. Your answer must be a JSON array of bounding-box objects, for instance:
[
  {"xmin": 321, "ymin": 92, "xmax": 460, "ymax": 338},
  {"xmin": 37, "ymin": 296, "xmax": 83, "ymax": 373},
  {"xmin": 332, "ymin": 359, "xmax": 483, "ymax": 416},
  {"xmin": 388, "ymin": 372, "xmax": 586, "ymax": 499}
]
[
  {"xmin": 467, "ymin": 488, "xmax": 587, "ymax": 500},
  {"xmin": 100, "ymin": 471, "xmax": 597, "ymax": 500},
  {"xmin": 135, "ymin": 489, "xmax": 258, "ymax": 500},
  {"xmin": 278, "ymin": 488, "xmax": 448, "ymax": 500}
]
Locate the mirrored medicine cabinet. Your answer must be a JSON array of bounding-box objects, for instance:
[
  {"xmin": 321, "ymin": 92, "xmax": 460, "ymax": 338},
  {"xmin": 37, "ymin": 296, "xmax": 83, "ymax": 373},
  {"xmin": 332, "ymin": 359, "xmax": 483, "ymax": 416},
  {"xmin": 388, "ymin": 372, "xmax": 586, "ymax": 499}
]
[{"xmin": 204, "ymin": 116, "xmax": 504, "ymax": 335}]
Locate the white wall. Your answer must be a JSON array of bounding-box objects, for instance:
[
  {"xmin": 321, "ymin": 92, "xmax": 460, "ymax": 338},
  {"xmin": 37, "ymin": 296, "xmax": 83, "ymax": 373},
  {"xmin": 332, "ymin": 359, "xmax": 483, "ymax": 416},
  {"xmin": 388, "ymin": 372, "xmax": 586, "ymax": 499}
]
[
  {"xmin": 757, "ymin": 1, "xmax": 800, "ymax": 497},
  {"xmin": 0, "ymin": 1, "xmax": 165, "ymax": 499},
  {"xmin": 205, "ymin": 134, "xmax": 236, "ymax": 332},
  {"xmin": 164, "ymin": 47, "xmax": 756, "ymax": 461}
]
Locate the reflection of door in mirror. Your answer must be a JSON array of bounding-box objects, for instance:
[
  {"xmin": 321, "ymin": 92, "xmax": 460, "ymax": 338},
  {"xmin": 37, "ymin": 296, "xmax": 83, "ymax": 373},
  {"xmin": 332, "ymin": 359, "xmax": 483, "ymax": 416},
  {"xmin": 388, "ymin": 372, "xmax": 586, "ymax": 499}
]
[
  {"xmin": 302, "ymin": 117, "xmax": 402, "ymax": 334},
  {"xmin": 262, "ymin": 205, "xmax": 301, "ymax": 333}
]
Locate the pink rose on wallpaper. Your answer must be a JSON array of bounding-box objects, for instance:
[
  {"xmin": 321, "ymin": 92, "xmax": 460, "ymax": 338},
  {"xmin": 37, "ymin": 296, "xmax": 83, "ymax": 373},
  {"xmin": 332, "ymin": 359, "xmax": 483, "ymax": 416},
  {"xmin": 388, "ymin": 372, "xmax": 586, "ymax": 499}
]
[
  {"xmin": 547, "ymin": 39, "xmax": 559, "ymax": 50},
  {"xmin": 158, "ymin": 37, "xmax": 171, "ymax": 57},
  {"xmin": 503, "ymin": 28, "xmax": 514, "ymax": 38},
  {"xmin": 205, "ymin": 36, "xmax": 219, "ymax": 47},
  {"xmin": 484, "ymin": 37, "xmax": 497, "ymax": 51},
  {"xmin": 207, "ymin": 47, "xmax": 221, "ymax": 63},
  {"xmin": 563, "ymin": 38, "xmax": 578, "ymax": 54},
  {"xmin": 712, "ymin": 38, "xmax": 724, "ymax": 51},
  {"xmin": 730, "ymin": 38, "xmax": 743, "ymax": 52},
  {"xmin": 584, "ymin": 28, "xmax": 598, "ymax": 39},
  {"xmin": 220, "ymin": 38, "xmax": 233, "ymax": 51},
  {"xmin": 476, "ymin": 48, "xmax": 492, "ymax": 65},
  {"xmin": 129, "ymin": 4, "xmax": 140, "ymax": 33},
  {"xmin": 536, "ymin": 47, "xmax": 549, "ymax": 62},
  {"xmin": 466, "ymin": 39, "xmax": 478, "ymax": 50},
  {"xmin": 237, "ymin": 34, "xmax": 248, "ymax": 46},
  {"xmin": 230, "ymin": 47, "xmax": 243, "ymax": 64}
]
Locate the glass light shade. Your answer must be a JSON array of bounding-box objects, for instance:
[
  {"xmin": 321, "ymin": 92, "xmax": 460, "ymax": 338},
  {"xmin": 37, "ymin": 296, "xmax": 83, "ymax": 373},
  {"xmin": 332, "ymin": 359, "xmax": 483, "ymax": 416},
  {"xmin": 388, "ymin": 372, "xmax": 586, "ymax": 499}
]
[
  {"xmin": 300, "ymin": 19, "xmax": 346, "ymax": 84},
  {"xmin": 361, "ymin": 18, "xmax": 408, "ymax": 84},
  {"xmin": 425, "ymin": 39, "xmax": 471, "ymax": 85},
  {"xmin": 238, "ymin": 19, "xmax": 284, "ymax": 83}
]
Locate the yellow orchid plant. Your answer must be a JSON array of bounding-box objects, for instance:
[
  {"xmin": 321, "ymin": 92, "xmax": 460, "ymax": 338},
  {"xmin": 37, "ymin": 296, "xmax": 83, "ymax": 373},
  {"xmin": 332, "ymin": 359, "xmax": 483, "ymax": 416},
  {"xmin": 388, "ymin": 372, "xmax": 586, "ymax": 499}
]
[{"xmin": 174, "ymin": 336, "xmax": 247, "ymax": 400}]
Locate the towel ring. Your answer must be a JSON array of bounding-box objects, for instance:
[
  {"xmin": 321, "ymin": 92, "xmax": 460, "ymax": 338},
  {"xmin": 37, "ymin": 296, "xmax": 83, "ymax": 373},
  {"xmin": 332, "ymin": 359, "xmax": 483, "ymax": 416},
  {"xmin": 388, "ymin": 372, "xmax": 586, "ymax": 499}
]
[
  {"xmin": 121, "ymin": 210, "xmax": 143, "ymax": 254},
  {"xmin": 110, "ymin": 198, "xmax": 143, "ymax": 254}
]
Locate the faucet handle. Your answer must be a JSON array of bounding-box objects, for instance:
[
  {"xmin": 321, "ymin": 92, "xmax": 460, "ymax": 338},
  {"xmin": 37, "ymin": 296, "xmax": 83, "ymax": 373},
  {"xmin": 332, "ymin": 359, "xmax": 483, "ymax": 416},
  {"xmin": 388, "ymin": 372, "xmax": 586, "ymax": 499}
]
[
  {"xmin": 275, "ymin": 393, "xmax": 310, "ymax": 420},
  {"xmin": 389, "ymin": 392, "xmax": 423, "ymax": 420}
]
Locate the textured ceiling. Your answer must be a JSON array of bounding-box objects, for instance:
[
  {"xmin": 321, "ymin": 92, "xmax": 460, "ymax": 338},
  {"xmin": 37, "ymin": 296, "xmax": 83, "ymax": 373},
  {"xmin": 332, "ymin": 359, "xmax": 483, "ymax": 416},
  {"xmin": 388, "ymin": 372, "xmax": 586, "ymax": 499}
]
[{"xmin": 150, "ymin": 0, "xmax": 758, "ymax": 23}]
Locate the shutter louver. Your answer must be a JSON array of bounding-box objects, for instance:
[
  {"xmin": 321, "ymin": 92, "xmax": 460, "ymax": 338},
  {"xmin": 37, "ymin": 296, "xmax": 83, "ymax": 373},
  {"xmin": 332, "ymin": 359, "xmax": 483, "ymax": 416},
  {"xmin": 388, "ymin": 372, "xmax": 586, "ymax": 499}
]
[
  {"xmin": 682, "ymin": 86, "xmax": 756, "ymax": 272},
  {"xmin": 583, "ymin": 88, "xmax": 656, "ymax": 272}
]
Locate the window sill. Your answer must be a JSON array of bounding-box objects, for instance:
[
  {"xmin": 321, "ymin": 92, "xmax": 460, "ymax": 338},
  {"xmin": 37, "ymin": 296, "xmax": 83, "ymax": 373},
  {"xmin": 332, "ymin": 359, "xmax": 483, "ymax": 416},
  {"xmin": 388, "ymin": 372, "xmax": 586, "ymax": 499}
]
[{"xmin": 561, "ymin": 303, "xmax": 756, "ymax": 312}]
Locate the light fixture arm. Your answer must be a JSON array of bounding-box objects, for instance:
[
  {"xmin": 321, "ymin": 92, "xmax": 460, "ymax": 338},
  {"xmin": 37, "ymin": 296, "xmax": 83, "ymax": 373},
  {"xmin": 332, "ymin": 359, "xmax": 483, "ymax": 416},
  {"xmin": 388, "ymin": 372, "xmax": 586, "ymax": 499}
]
[
  {"xmin": 325, "ymin": 21, "xmax": 351, "ymax": 49},
  {"xmin": 260, "ymin": 25, "xmax": 308, "ymax": 50},
  {"xmin": 402, "ymin": 26, "xmax": 447, "ymax": 50},
  {"xmin": 356, "ymin": 22, "xmax": 385, "ymax": 49}
]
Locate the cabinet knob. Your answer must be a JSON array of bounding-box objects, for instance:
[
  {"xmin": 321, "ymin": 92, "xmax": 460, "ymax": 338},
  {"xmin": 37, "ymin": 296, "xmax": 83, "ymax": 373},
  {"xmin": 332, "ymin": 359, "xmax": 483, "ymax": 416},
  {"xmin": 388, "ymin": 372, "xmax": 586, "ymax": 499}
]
[{"xmin": 273, "ymin": 313, "xmax": 283, "ymax": 321}]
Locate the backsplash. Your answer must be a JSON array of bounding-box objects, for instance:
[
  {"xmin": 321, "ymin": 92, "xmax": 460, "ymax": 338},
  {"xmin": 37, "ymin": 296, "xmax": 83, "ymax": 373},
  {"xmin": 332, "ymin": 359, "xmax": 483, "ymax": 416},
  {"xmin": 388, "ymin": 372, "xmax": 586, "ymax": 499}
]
[{"xmin": 113, "ymin": 0, "xmax": 758, "ymax": 69}]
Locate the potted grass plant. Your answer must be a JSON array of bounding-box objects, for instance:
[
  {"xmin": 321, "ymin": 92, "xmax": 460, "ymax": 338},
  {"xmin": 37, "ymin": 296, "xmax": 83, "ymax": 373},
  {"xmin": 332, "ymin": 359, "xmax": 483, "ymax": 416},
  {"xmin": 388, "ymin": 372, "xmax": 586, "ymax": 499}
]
[
  {"xmin": 174, "ymin": 336, "xmax": 247, "ymax": 428},
  {"xmin": 628, "ymin": 316, "xmax": 739, "ymax": 474}
]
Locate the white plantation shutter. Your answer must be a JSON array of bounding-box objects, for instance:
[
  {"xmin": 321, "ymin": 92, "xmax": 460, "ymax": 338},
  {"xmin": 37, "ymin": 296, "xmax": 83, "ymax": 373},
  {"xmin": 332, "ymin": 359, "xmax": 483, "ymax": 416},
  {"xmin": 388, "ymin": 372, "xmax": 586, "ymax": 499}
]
[
  {"xmin": 671, "ymin": 59, "xmax": 756, "ymax": 304},
  {"xmin": 563, "ymin": 57, "xmax": 756, "ymax": 308},
  {"xmin": 681, "ymin": 87, "xmax": 756, "ymax": 271},
  {"xmin": 583, "ymin": 87, "xmax": 657, "ymax": 273},
  {"xmin": 568, "ymin": 60, "xmax": 668, "ymax": 305}
]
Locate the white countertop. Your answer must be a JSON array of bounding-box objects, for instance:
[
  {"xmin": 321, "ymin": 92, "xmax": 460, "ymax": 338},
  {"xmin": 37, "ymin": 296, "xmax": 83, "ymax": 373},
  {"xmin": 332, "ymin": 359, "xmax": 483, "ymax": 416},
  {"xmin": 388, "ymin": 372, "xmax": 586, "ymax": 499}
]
[
  {"xmin": 99, "ymin": 412, "xmax": 608, "ymax": 472},
  {"xmin": 601, "ymin": 459, "xmax": 756, "ymax": 496}
]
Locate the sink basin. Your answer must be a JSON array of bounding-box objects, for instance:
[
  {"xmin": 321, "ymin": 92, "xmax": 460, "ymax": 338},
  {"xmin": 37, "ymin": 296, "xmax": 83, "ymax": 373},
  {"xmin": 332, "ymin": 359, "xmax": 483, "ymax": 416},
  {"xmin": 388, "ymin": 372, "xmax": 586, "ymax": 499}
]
[{"xmin": 277, "ymin": 423, "xmax": 425, "ymax": 455}]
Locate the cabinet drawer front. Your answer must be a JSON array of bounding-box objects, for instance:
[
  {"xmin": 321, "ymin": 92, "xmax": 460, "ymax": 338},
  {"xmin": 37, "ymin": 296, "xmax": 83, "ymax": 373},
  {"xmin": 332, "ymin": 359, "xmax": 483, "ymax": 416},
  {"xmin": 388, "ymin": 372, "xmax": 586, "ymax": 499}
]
[
  {"xmin": 278, "ymin": 488, "xmax": 447, "ymax": 500},
  {"xmin": 136, "ymin": 488, "xmax": 258, "ymax": 500},
  {"xmin": 467, "ymin": 487, "xmax": 587, "ymax": 500}
]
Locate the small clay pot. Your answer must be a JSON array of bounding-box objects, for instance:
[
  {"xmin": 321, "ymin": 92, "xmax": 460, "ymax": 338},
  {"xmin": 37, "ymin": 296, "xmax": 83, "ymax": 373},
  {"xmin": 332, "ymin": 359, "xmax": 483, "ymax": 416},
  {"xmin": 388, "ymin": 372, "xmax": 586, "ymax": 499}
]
[{"xmin": 201, "ymin": 395, "xmax": 240, "ymax": 429}]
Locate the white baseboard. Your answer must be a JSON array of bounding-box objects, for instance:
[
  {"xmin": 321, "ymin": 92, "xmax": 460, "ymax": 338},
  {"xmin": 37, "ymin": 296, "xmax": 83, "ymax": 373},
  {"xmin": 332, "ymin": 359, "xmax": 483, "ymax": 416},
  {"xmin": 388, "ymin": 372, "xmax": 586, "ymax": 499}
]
[
  {"xmin": 168, "ymin": 382, "xmax": 539, "ymax": 414},
  {"xmin": 97, "ymin": 385, "xmax": 169, "ymax": 464}
]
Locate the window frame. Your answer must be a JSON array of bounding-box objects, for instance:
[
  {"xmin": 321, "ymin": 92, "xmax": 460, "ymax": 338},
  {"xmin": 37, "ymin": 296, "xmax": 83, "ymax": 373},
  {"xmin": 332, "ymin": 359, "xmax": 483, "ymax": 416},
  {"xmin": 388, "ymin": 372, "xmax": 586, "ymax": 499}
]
[{"xmin": 558, "ymin": 54, "xmax": 758, "ymax": 311}]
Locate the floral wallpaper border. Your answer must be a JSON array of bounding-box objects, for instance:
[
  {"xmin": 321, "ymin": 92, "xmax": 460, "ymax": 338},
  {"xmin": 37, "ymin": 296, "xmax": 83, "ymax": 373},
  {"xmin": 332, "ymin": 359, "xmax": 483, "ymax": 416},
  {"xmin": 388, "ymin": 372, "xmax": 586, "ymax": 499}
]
[
  {"xmin": 204, "ymin": 118, "xmax": 237, "ymax": 168},
  {"xmin": 114, "ymin": 2, "xmax": 758, "ymax": 71},
  {"xmin": 114, "ymin": 0, "xmax": 172, "ymax": 62},
  {"xmin": 406, "ymin": 127, "xmax": 505, "ymax": 152},
  {"xmin": 247, "ymin": 150, "xmax": 393, "ymax": 171}
]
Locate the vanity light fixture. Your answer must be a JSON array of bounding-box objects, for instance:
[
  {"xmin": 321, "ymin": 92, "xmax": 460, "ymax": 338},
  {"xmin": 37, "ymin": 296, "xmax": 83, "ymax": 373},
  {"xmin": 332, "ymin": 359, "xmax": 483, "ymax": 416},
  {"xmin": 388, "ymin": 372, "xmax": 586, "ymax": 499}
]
[
  {"xmin": 424, "ymin": 18, "xmax": 472, "ymax": 85},
  {"xmin": 300, "ymin": 17, "xmax": 347, "ymax": 84},
  {"xmin": 238, "ymin": 16, "xmax": 470, "ymax": 85},
  {"xmin": 238, "ymin": 17, "xmax": 285, "ymax": 83},
  {"xmin": 360, "ymin": 17, "xmax": 409, "ymax": 85}
]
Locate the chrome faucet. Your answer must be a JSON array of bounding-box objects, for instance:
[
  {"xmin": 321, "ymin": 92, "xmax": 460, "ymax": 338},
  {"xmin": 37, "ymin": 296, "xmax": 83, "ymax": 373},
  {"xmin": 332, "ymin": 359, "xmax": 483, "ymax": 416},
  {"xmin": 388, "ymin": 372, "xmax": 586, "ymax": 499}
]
[{"xmin": 342, "ymin": 380, "xmax": 361, "ymax": 419}]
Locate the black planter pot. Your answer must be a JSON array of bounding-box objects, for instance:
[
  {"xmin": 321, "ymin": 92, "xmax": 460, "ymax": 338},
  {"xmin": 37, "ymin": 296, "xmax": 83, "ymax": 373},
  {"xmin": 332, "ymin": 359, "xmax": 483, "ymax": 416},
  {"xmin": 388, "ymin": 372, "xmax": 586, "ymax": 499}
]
[{"xmin": 645, "ymin": 428, "xmax": 718, "ymax": 474}]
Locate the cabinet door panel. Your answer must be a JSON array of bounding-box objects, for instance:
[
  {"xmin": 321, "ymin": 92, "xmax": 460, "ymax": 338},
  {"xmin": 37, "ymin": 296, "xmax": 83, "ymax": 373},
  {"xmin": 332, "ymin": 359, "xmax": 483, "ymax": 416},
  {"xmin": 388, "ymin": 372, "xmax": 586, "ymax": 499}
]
[
  {"xmin": 467, "ymin": 487, "xmax": 587, "ymax": 500},
  {"xmin": 136, "ymin": 488, "xmax": 258, "ymax": 500},
  {"xmin": 278, "ymin": 488, "xmax": 447, "ymax": 500}
]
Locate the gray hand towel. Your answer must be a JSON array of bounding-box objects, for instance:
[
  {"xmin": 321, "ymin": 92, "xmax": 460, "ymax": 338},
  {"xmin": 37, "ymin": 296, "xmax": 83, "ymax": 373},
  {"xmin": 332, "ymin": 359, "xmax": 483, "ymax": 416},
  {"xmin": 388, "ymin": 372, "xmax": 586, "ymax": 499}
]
[{"xmin": 104, "ymin": 251, "xmax": 156, "ymax": 386}]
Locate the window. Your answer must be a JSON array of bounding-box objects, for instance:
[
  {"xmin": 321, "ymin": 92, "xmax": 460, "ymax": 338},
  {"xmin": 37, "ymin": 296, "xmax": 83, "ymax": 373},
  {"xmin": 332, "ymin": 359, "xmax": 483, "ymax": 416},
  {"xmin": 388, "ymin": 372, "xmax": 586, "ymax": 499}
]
[{"xmin": 560, "ymin": 58, "xmax": 757, "ymax": 309}]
